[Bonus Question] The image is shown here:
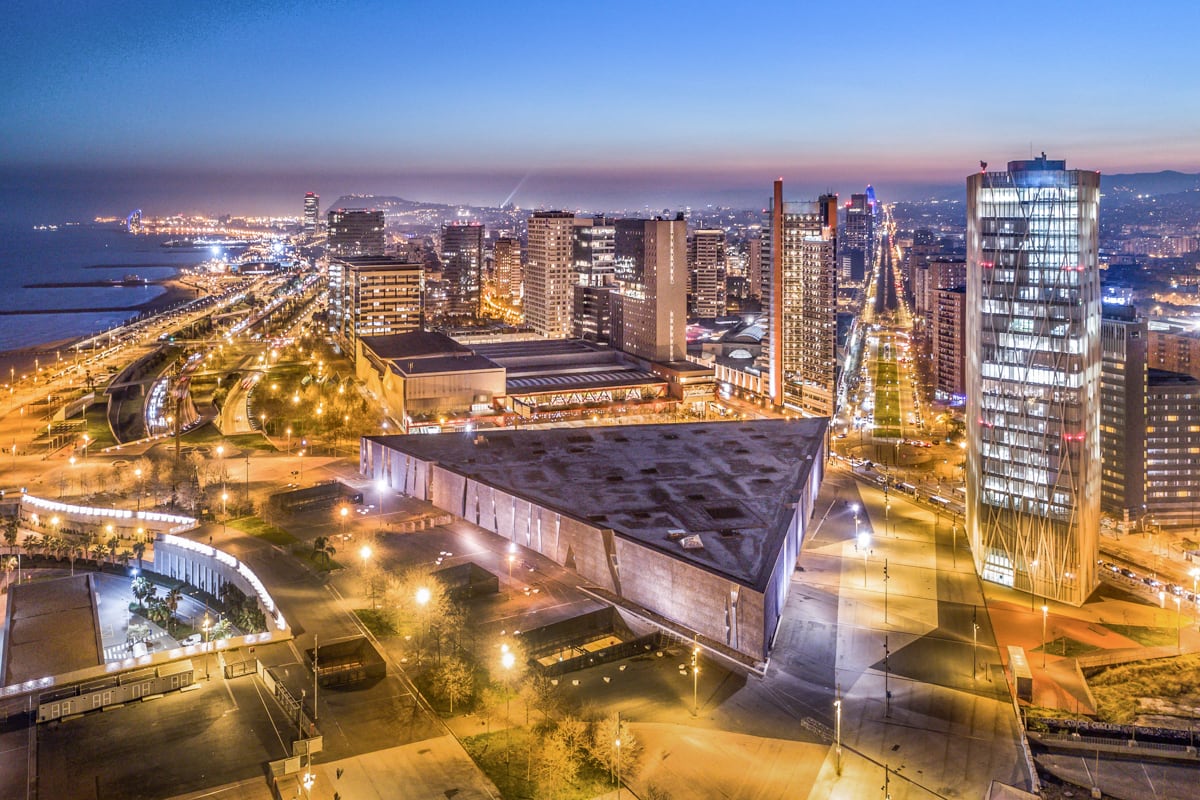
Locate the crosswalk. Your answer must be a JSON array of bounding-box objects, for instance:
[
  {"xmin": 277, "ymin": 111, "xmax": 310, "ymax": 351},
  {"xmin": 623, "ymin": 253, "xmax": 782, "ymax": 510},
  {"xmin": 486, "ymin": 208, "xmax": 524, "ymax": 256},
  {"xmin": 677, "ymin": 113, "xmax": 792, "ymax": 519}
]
[{"xmin": 104, "ymin": 630, "xmax": 169, "ymax": 661}]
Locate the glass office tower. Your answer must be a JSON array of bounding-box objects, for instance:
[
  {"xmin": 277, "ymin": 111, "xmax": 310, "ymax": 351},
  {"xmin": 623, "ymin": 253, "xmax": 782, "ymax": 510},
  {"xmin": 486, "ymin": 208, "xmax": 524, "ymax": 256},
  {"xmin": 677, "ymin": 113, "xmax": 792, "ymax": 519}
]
[{"xmin": 966, "ymin": 156, "xmax": 1101, "ymax": 606}]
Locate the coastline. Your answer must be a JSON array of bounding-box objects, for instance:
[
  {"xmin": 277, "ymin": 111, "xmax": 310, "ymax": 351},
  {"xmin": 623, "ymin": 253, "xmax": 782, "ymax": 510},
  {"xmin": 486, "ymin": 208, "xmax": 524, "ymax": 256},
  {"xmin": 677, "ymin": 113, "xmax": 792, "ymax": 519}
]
[{"xmin": 0, "ymin": 276, "xmax": 200, "ymax": 383}]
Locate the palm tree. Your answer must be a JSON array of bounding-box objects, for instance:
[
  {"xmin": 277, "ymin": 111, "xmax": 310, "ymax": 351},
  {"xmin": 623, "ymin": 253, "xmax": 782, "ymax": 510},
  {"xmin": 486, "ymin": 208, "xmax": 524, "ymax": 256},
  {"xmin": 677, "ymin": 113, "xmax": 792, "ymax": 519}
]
[
  {"xmin": 3, "ymin": 519, "xmax": 18, "ymax": 552},
  {"xmin": 164, "ymin": 587, "xmax": 182, "ymax": 632},
  {"xmin": 311, "ymin": 536, "xmax": 336, "ymax": 568},
  {"xmin": 132, "ymin": 540, "xmax": 146, "ymax": 571}
]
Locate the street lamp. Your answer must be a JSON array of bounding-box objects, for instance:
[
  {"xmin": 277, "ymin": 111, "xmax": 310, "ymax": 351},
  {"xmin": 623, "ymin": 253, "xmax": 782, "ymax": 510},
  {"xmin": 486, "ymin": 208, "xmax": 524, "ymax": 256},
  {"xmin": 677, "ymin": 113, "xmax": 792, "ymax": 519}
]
[
  {"xmin": 857, "ymin": 530, "xmax": 871, "ymax": 588},
  {"xmin": 134, "ymin": 467, "xmax": 143, "ymax": 512},
  {"xmin": 501, "ymin": 646, "xmax": 515, "ymax": 778},
  {"xmin": 340, "ymin": 505, "xmax": 349, "ymax": 538},
  {"xmin": 285, "ymin": 427, "xmax": 292, "ymax": 453},
  {"xmin": 834, "ymin": 691, "xmax": 842, "ymax": 775},
  {"xmin": 377, "ymin": 479, "xmax": 386, "ymax": 530},
  {"xmin": 359, "ymin": 545, "xmax": 375, "ymax": 609},
  {"xmin": 202, "ymin": 614, "xmax": 212, "ymax": 681},
  {"xmin": 221, "ymin": 491, "xmax": 229, "ymax": 534},
  {"xmin": 415, "ymin": 586, "xmax": 431, "ymax": 665},
  {"xmin": 1041, "ymin": 604, "xmax": 1049, "ymax": 669},
  {"xmin": 691, "ymin": 639, "xmax": 701, "ymax": 716},
  {"xmin": 507, "ymin": 541, "xmax": 516, "ymax": 585},
  {"xmin": 1175, "ymin": 596, "xmax": 1182, "ymax": 653}
]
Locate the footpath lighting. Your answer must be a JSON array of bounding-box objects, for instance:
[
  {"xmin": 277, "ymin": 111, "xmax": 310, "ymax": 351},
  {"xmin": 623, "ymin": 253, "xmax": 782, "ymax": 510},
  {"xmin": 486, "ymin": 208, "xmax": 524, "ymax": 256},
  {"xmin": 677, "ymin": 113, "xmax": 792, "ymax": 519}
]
[
  {"xmin": 359, "ymin": 545, "xmax": 375, "ymax": 608},
  {"xmin": 691, "ymin": 641, "xmax": 701, "ymax": 716},
  {"xmin": 134, "ymin": 467, "xmax": 143, "ymax": 511},
  {"xmin": 377, "ymin": 479, "xmax": 386, "ymax": 530}
]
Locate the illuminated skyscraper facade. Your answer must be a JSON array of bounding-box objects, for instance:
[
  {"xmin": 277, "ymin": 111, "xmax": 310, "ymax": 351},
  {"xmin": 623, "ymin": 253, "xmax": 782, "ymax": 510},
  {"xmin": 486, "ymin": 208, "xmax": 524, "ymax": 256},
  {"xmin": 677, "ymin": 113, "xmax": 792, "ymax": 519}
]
[
  {"xmin": 525, "ymin": 211, "xmax": 575, "ymax": 338},
  {"xmin": 765, "ymin": 180, "xmax": 838, "ymax": 416},
  {"xmin": 440, "ymin": 222, "xmax": 484, "ymax": 317},
  {"xmin": 493, "ymin": 237, "xmax": 522, "ymax": 303},
  {"xmin": 327, "ymin": 209, "xmax": 385, "ymax": 257},
  {"xmin": 303, "ymin": 192, "xmax": 319, "ymax": 234},
  {"xmin": 966, "ymin": 156, "xmax": 1101, "ymax": 606},
  {"xmin": 688, "ymin": 229, "xmax": 727, "ymax": 319}
]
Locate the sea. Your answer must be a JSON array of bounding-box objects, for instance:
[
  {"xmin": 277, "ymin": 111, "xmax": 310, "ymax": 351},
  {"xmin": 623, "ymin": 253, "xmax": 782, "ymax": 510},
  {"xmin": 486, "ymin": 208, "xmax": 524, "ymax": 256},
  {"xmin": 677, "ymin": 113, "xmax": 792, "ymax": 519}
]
[{"xmin": 0, "ymin": 220, "xmax": 208, "ymax": 353}]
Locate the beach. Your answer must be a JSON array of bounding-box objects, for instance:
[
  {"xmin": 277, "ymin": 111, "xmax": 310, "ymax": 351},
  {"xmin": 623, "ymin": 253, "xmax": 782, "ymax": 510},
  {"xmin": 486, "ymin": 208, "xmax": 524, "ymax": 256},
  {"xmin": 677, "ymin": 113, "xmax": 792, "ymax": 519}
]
[{"xmin": 0, "ymin": 275, "xmax": 200, "ymax": 384}]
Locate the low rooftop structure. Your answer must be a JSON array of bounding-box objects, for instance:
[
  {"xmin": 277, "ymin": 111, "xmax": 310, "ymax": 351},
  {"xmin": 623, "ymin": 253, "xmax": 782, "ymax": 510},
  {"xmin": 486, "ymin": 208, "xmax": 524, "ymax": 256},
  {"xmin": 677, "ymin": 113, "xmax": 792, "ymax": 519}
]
[
  {"xmin": 362, "ymin": 419, "xmax": 827, "ymax": 663},
  {"xmin": 2, "ymin": 575, "xmax": 103, "ymax": 686}
]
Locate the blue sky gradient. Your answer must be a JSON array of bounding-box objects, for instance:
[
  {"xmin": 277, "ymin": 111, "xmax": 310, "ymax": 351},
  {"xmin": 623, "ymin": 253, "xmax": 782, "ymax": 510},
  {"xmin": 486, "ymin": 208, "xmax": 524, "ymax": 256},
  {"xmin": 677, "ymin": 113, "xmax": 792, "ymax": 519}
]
[{"xmin": 2, "ymin": 1, "xmax": 1197, "ymax": 215}]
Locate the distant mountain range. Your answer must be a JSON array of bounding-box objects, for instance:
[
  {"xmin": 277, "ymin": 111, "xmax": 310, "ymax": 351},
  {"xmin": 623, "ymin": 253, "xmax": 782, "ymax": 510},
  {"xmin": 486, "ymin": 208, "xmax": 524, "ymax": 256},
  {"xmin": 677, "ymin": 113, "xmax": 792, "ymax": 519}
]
[{"xmin": 330, "ymin": 172, "xmax": 1200, "ymax": 216}]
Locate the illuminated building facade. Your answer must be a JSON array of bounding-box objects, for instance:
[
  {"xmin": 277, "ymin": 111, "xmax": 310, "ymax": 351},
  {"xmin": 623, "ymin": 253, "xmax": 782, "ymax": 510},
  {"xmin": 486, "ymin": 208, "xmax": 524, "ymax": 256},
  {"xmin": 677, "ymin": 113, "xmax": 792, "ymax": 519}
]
[
  {"xmin": 525, "ymin": 211, "xmax": 575, "ymax": 338},
  {"xmin": 966, "ymin": 156, "xmax": 1101, "ymax": 606},
  {"xmin": 303, "ymin": 192, "xmax": 319, "ymax": 234},
  {"xmin": 689, "ymin": 229, "xmax": 727, "ymax": 319},
  {"xmin": 611, "ymin": 217, "xmax": 687, "ymax": 363},
  {"xmin": 839, "ymin": 191, "xmax": 873, "ymax": 284},
  {"xmin": 493, "ymin": 237, "xmax": 522, "ymax": 302},
  {"xmin": 327, "ymin": 209, "xmax": 385, "ymax": 257},
  {"xmin": 765, "ymin": 180, "xmax": 838, "ymax": 416},
  {"xmin": 328, "ymin": 256, "xmax": 423, "ymax": 351},
  {"xmin": 440, "ymin": 222, "xmax": 484, "ymax": 317},
  {"xmin": 1099, "ymin": 304, "xmax": 1147, "ymax": 524}
]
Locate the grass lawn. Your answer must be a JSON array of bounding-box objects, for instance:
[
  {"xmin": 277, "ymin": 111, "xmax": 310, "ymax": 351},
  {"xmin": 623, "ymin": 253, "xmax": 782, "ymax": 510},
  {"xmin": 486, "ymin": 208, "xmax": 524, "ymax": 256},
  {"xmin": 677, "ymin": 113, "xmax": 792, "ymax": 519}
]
[
  {"xmin": 1088, "ymin": 653, "xmax": 1200, "ymax": 724},
  {"xmin": 83, "ymin": 403, "xmax": 117, "ymax": 449},
  {"xmin": 179, "ymin": 423, "xmax": 276, "ymax": 451},
  {"xmin": 1104, "ymin": 624, "xmax": 1179, "ymax": 648},
  {"xmin": 354, "ymin": 608, "xmax": 395, "ymax": 637},
  {"xmin": 1031, "ymin": 636, "xmax": 1100, "ymax": 658},
  {"xmin": 462, "ymin": 728, "xmax": 617, "ymax": 800},
  {"xmin": 226, "ymin": 516, "xmax": 296, "ymax": 546},
  {"xmin": 872, "ymin": 347, "xmax": 903, "ymax": 439}
]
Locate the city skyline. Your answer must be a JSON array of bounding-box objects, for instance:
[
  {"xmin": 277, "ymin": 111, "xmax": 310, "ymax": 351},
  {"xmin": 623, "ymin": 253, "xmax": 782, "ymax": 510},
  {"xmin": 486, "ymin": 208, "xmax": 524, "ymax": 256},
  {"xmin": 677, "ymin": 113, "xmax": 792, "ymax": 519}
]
[{"xmin": 3, "ymin": 2, "xmax": 1199, "ymax": 218}]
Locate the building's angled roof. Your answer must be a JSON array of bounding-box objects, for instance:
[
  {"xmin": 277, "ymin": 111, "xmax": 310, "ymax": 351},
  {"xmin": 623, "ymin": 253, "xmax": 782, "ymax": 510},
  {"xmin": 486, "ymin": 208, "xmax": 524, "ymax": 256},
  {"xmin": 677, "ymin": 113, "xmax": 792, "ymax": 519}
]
[
  {"xmin": 366, "ymin": 419, "xmax": 827, "ymax": 591},
  {"xmin": 3, "ymin": 574, "xmax": 103, "ymax": 685}
]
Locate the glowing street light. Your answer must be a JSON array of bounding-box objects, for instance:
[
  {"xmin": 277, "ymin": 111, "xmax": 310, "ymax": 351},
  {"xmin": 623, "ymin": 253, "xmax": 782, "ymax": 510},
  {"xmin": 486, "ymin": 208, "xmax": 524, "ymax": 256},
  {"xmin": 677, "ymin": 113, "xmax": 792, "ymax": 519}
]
[
  {"xmin": 834, "ymin": 691, "xmax": 843, "ymax": 775},
  {"xmin": 857, "ymin": 530, "xmax": 871, "ymax": 588},
  {"xmin": 415, "ymin": 586, "xmax": 431, "ymax": 665},
  {"xmin": 691, "ymin": 640, "xmax": 701, "ymax": 716}
]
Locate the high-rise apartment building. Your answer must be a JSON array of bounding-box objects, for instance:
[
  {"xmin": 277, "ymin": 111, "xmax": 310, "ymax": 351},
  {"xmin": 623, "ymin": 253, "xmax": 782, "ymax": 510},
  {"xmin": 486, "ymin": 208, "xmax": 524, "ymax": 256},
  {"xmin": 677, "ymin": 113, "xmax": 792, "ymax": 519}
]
[
  {"xmin": 572, "ymin": 216, "xmax": 616, "ymax": 286},
  {"xmin": 689, "ymin": 229, "xmax": 727, "ymax": 319},
  {"xmin": 932, "ymin": 287, "xmax": 967, "ymax": 399},
  {"xmin": 525, "ymin": 212, "xmax": 575, "ymax": 338},
  {"xmin": 745, "ymin": 236, "xmax": 764, "ymax": 301},
  {"xmin": 1148, "ymin": 324, "xmax": 1200, "ymax": 380},
  {"xmin": 1144, "ymin": 370, "xmax": 1200, "ymax": 528},
  {"xmin": 764, "ymin": 180, "xmax": 838, "ymax": 416},
  {"xmin": 327, "ymin": 256, "xmax": 423, "ymax": 350},
  {"xmin": 1100, "ymin": 304, "xmax": 1147, "ymax": 523},
  {"xmin": 840, "ymin": 192, "xmax": 874, "ymax": 284},
  {"xmin": 611, "ymin": 217, "xmax": 687, "ymax": 362},
  {"xmin": 440, "ymin": 222, "xmax": 484, "ymax": 317},
  {"xmin": 493, "ymin": 237, "xmax": 522, "ymax": 302},
  {"xmin": 303, "ymin": 192, "xmax": 320, "ymax": 234},
  {"xmin": 966, "ymin": 156, "xmax": 1101, "ymax": 606},
  {"xmin": 327, "ymin": 209, "xmax": 385, "ymax": 257},
  {"xmin": 614, "ymin": 218, "xmax": 647, "ymax": 283}
]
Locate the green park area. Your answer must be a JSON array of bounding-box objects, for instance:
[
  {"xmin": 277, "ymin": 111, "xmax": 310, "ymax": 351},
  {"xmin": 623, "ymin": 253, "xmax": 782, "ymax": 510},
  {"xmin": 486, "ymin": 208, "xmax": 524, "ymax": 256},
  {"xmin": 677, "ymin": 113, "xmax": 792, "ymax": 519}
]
[{"xmin": 872, "ymin": 342, "xmax": 902, "ymax": 440}]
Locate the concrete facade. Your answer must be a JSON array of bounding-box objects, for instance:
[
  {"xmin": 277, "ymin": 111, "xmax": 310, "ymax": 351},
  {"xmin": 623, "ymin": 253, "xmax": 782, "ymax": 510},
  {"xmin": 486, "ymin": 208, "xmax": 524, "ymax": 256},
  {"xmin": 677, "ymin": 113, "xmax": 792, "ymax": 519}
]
[{"xmin": 361, "ymin": 420, "xmax": 827, "ymax": 662}]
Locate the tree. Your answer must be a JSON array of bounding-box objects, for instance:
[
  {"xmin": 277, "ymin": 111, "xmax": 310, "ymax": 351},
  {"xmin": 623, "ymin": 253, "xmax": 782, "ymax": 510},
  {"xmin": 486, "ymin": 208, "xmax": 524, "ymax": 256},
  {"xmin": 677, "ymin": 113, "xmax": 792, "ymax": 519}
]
[
  {"xmin": 132, "ymin": 540, "xmax": 146, "ymax": 570},
  {"xmin": 311, "ymin": 536, "xmax": 336, "ymax": 568},
  {"xmin": 3, "ymin": 518, "xmax": 19, "ymax": 552},
  {"xmin": 588, "ymin": 713, "xmax": 639, "ymax": 783},
  {"xmin": 534, "ymin": 729, "xmax": 580, "ymax": 800},
  {"xmin": 131, "ymin": 576, "xmax": 157, "ymax": 607},
  {"xmin": 164, "ymin": 587, "xmax": 182, "ymax": 632},
  {"xmin": 431, "ymin": 656, "xmax": 474, "ymax": 714},
  {"xmin": 521, "ymin": 673, "xmax": 563, "ymax": 724}
]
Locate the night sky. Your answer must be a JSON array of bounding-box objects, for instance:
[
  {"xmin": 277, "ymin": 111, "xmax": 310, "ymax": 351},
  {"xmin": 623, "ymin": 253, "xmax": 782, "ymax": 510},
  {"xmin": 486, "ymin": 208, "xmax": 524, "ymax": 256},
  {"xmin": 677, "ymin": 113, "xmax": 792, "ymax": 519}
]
[{"xmin": 2, "ymin": 1, "xmax": 1197, "ymax": 217}]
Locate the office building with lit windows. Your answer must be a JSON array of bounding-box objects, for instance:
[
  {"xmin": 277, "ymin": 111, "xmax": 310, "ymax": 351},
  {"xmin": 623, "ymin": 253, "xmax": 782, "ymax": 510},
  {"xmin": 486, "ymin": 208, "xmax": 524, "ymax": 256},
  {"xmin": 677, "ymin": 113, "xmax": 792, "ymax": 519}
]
[
  {"xmin": 493, "ymin": 237, "xmax": 522, "ymax": 302},
  {"xmin": 303, "ymin": 192, "xmax": 319, "ymax": 234},
  {"xmin": 966, "ymin": 156, "xmax": 1101, "ymax": 606},
  {"xmin": 440, "ymin": 222, "xmax": 484, "ymax": 317},
  {"xmin": 525, "ymin": 211, "xmax": 575, "ymax": 338},
  {"xmin": 689, "ymin": 229, "xmax": 727, "ymax": 319},
  {"xmin": 764, "ymin": 180, "xmax": 838, "ymax": 417},
  {"xmin": 327, "ymin": 256, "xmax": 423, "ymax": 351},
  {"xmin": 327, "ymin": 209, "xmax": 385, "ymax": 257}
]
